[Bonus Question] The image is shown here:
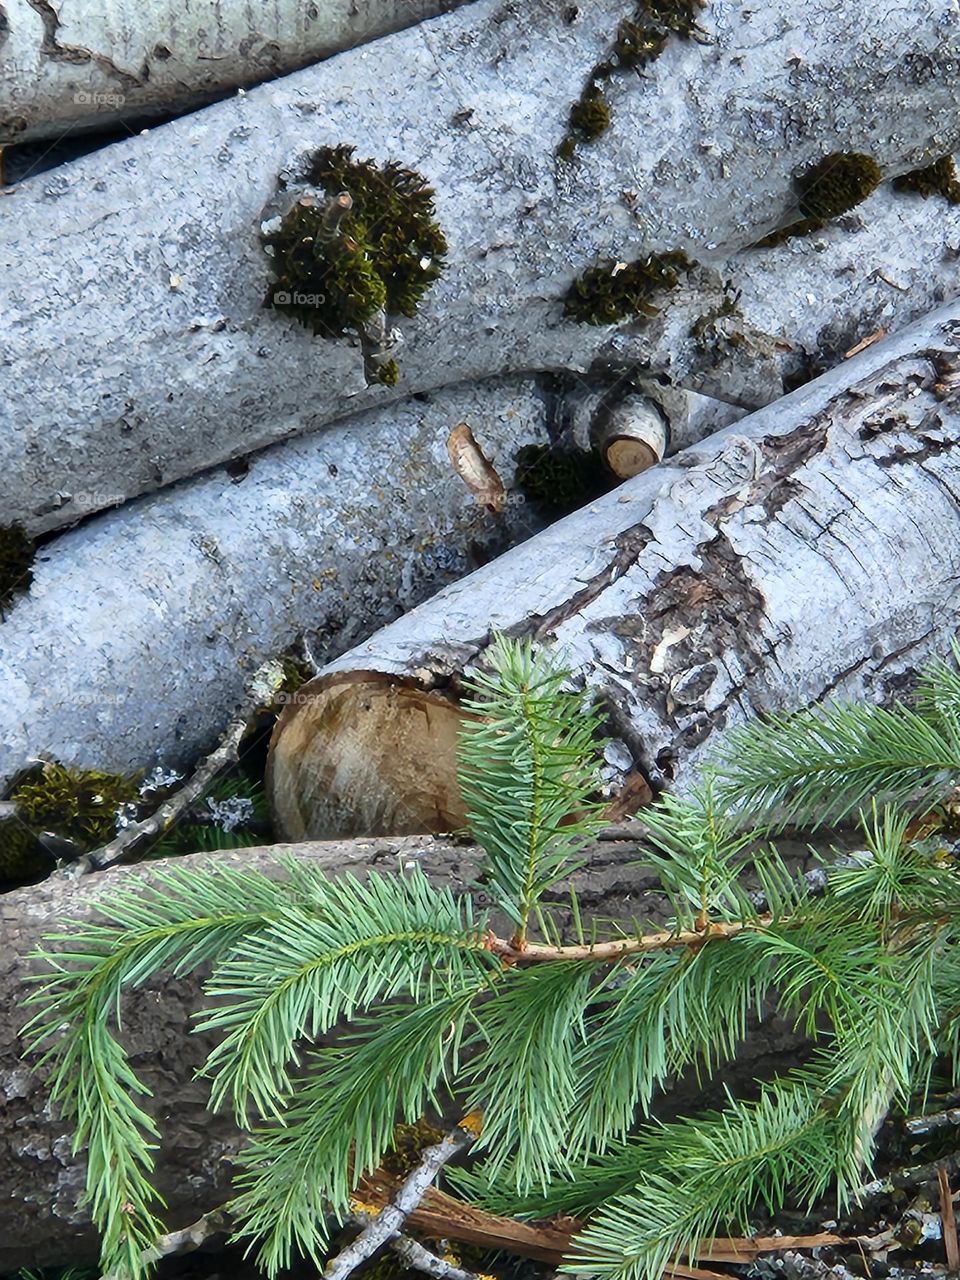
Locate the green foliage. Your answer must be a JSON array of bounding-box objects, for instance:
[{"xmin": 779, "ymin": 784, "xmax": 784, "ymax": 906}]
[
  {"xmin": 459, "ymin": 634, "xmax": 606, "ymax": 944},
  {"xmin": 0, "ymin": 521, "xmax": 35, "ymax": 613},
  {"xmin": 565, "ymin": 251, "xmax": 693, "ymax": 325},
  {"xmin": 263, "ymin": 145, "xmax": 446, "ymax": 384},
  {"xmin": 21, "ymin": 640, "xmax": 960, "ymax": 1280},
  {"xmin": 893, "ymin": 155, "xmax": 960, "ymax": 204}
]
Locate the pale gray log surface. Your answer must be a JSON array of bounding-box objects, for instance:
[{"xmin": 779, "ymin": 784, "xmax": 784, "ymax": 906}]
[
  {"xmin": 3, "ymin": 0, "xmax": 959, "ymax": 532},
  {"xmin": 0, "ymin": 377, "xmax": 551, "ymax": 790},
  {"xmin": 303, "ymin": 300, "xmax": 960, "ymax": 804},
  {"xmin": 0, "ymin": 0, "xmax": 471, "ymax": 143},
  {"xmin": 0, "ymin": 832, "xmax": 809, "ymax": 1272}
]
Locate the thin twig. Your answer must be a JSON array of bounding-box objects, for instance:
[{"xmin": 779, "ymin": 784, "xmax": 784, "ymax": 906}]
[
  {"xmin": 74, "ymin": 658, "xmax": 292, "ymax": 873},
  {"xmin": 327, "ymin": 1125, "xmax": 477, "ymax": 1280},
  {"xmin": 390, "ymin": 1235, "xmax": 485, "ymax": 1280},
  {"xmin": 99, "ymin": 1207, "xmax": 231, "ymax": 1279},
  {"xmin": 906, "ymin": 1106, "xmax": 960, "ymax": 1135},
  {"xmin": 484, "ymin": 915, "xmax": 771, "ymax": 964},
  {"xmin": 940, "ymin": 1165, "xmax": 959, "ymax": 1271}
]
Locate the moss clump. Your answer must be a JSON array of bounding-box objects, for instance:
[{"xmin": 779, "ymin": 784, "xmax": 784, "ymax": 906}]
[
  {"xmin": 515, "ymin": 443, "xmax": 614, "ymax": 518},
  {"xmin": 264, "ymin": 146, "xmax": 447, "ymax": 383},
  {"xmin": 797, "ymin": 152, "xmax": 882, "ymax": 221},
  {"xmin": 752, "ymin": 216, "xmax": 826, "ymax": 249},
  {"xmin": 380, "ymin": 1118, "xmax": 448, "ymax": 1178},
  {"xmin": 0, "ymin": 521, "xmax": 35, "ymax": 613},
  {"xmin": 11, "ymin": 762, "xmax": 140, "ymax": 851},
  {"xmin": 559, "ymin": 85, "xmax": 612, "ymax": 159},
  {"xmin": 565, "ymin": 250, "xmax": 693, "ymax": 325},
  {"xmin": 559, "ymin": 0, "xmax": 705, "ymax": 159},
  {"xmin": 893, "ymin": 155, "xmax": 960, "ymax": 204},
  {"xmin": 374, "ymin": 357, "xmax": 401, "ymax": 387},
  {"xmin": 753, "ymin": 152, "xmax": 882, "ymax": 249}
]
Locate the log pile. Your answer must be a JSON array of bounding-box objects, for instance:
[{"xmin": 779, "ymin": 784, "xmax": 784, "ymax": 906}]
[{"xmin": 2, "ymin": 2, "xmax": 960, "ymax": 1275}]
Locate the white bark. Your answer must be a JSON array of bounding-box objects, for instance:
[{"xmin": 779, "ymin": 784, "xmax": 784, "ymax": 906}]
[
  {"xmin": 0, "ymin": 377, "xmax": 551, "ymax": 791},
  {"xmin": 269, "ymin": 299, "xmax": 960, "ymax": 838},
  {"xmin": 0, "ymin": 0, "xmax": 472, "ymax": 143},
  {"xmin": 3, "ymin": 0, "xmax": 960, "ymax": 532}
]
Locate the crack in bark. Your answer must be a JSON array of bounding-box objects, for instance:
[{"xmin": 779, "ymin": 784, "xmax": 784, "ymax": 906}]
[
  {"xmin": 525, "ymin": 524, "xmax": 654, "ymax": 641},
  {"xmin": 25, "ymin": 0, "xmax": 142, "ymax": 85}
]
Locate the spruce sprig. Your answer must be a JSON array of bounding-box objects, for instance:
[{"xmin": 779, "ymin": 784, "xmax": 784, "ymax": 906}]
[{"xmin": 20, "ymin": 638, "xmax": 960, "ymax": 1280}]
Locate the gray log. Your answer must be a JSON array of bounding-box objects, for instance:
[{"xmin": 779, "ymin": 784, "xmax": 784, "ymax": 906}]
[
  {"xmin": 3, "ymin": 0, "xmax": 960, "ymax": 532},
  {"xmin": 0, "ymin": 832, "xmax": 811, "ymax": 1273},
  {"xmin": 0, "ymin": 377, "xmax": 551, "ymax": 791},
  {"xmin": 0, "ymin": 0, "xmax": 471, "ymax": 143},
  {"xmin": 268, "ymin": 299, "xmax": 960, "ymax": 838}
]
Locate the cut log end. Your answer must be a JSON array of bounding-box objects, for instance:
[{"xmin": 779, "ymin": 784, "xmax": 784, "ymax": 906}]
[
  {"xmin": 598, "ymin": 397, "xmax": 668, "ymax": 479},
  {"xmin": 267, "ymin": 673, "xmax": 468, "ymax": 839}
]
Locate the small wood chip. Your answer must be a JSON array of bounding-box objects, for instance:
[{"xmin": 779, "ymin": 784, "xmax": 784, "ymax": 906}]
[
  {"xmin": 447, "ymin": 423, "xmax": 507, "ymax": 513},
  {"xmin": 844, "ymin": 327, "xmax": 888, "ymax": 359},
  {"xmin": 939, "ymin": 1165, "xmax": 959, "ymax": 1270}
]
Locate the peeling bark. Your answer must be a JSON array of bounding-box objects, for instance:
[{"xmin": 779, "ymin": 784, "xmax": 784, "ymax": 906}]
[
  {"xmin": 3, "ymin": 0, "xmax": 960, "ymax": 532},
  {"xmin": 0, "ymin": 0, "xmax": 471, "ymax": 142},
  {"xmin": 269, "ymin": 301, "xmax": 960, "ymax": 837}
]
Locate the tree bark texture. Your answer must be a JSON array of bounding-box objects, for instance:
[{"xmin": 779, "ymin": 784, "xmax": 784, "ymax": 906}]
[
  {"xmin": 0, "ymin": 0, "xmax": 472, "ymax": 143},
  {"xmin": 0, "ymin": 376, "xmax": 555, "ymax": 791},
  {"xmin": 268, "ymin": 299, "xmax": 960, "ymax": 839},
  {"xmin": 2, "ymin": 0, "xmax": 959, "ymax": 532}
]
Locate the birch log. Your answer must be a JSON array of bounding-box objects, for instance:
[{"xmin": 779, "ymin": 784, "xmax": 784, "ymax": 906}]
[
  {"xmin": 0, "ymin": 834, "xmax": 811, "ymax": 1273},
  {"xmin": 3, "ymin": 0, "xmax": 960, "ymax": 532},
  {"xmin": 0, "ymin": 0, "xmax": 471, "ymax": 144},
  {"xmin": 0, "ymin": 377, "xmax": 550, "ymax": 791},
  {"xmin": 268, "ymin": 299, "xmax": 960, "ymax": 839}
]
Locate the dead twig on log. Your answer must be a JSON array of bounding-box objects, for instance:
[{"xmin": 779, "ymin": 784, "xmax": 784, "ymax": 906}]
[{"xmin": 327, "ymin": 1124, "xmax": 478, "ymax": 1280}]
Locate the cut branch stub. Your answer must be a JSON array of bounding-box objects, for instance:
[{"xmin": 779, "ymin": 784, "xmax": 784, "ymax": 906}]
[
  {"xmin": 268, "ymin": 673, "xmax": 469, "ymax": 839},
  {"xmin": 597, "ymin": 393, "xmax": 669, "ymax": 479}
]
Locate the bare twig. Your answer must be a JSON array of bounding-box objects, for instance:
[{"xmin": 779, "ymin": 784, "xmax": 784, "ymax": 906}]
[
  {"xmin": 99, "ymin": 1207, "xmax": 230, "ymax": 1279},
  {"xmin": 484, "ymin": 915, "xmax": 771, "ymax": 964},
  {"xmin": 906, "ymin": 1106, "xmax": 960, "ymax": 1135},
  {"xmin": 939, "ymin": 1165, "xmax": 959, "ymax": 1271},
  {"xmin": 75, "ymin": 658, "xmax": 292, "ymax": 874},
  {"xmin": 390, "ymin": 1235, "xmax": 485, "ymax": 1280},
  {"xmin": 327, "ymin": 1124, "xmax": 477, "ymax": 1280}
]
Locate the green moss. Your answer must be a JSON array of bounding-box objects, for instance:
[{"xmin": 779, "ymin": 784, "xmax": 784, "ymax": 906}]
[
  {"xmin": 515, "ymin": 443, "xmax": 614, "ymax": 518},
  {"xmin": 559, "ymin": 0, "xmax": 705, "ymax": 159},
  {"xmin": 380, "ymin": 1118, "xmax": 448, "ymax": 1178},
  {"xmin": 565, "ymin": 250, "xmax": 693, "ymax": 325},
  {"xmin": 893, "ymin": 155, "xmax": 960, "ymax": 204},
  {"xmin": 0, "ymin": 522, "xmax": 35, "ymax": 613},
  {"xmin": 797, "ymin": 151, "xmax": 882, "ymax": 220},
  {"xmin": 264, "ymin": 146, "xmax": 447, "ymax": 383},
  {"xmin": 374, "ymin": 358, "xmax": 401, "ymax": 387},
  {"xmin": 752, "ymin": 152, "xmax": 882, "ymax": 249},
  {"xmin": 11, "ymin": 762, "xmax": 140, "ymax": 852}
]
